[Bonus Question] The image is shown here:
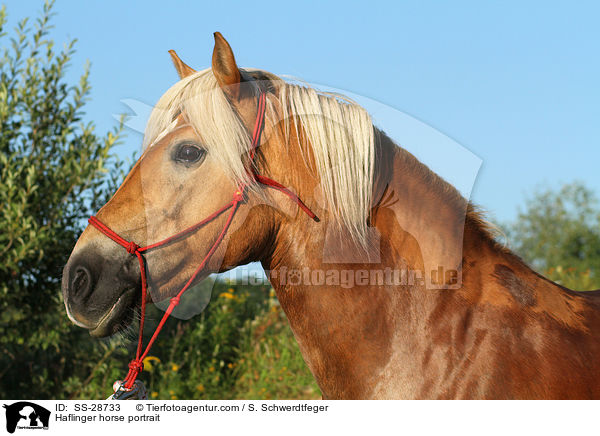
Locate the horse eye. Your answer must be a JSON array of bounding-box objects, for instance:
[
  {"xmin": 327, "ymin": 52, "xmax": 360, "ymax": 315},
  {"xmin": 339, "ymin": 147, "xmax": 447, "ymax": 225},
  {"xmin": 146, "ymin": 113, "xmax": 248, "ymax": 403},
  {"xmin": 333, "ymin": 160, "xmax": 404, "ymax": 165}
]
[{"xmin": 174, "ymin": 143, "xmax": 205, "ymax": 164}]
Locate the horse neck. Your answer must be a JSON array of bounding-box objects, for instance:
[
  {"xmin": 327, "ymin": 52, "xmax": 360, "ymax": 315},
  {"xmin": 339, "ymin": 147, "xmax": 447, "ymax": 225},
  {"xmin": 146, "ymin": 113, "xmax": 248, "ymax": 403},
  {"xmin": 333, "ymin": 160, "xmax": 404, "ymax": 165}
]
[
  {"xmin": 260, "ymin": 126, "xmax": 590, "ymax": 398},
  {"xmin": 258, "ymin": 126, "xmax": 499, "ymax": 397}
]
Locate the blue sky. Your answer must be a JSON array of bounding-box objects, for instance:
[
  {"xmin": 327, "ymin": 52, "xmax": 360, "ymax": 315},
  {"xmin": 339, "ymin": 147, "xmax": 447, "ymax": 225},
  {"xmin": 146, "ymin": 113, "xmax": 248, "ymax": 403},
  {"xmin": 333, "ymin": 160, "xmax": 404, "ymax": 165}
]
[{"xmin": 4, "ymin": 0, "xmax": 600, "ymax": 223}]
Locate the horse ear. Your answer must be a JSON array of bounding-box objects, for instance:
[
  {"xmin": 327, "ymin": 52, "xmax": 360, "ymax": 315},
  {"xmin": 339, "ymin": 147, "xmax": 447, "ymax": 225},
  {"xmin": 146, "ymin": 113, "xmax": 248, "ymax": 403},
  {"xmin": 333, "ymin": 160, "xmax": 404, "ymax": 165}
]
[
  {"xmin": 212, "ymin": 32, "xmax": 242, "ymax": 100},
  {"xmin": 168, "ymin": 50, "xmax": 196, "ymax": 79}
]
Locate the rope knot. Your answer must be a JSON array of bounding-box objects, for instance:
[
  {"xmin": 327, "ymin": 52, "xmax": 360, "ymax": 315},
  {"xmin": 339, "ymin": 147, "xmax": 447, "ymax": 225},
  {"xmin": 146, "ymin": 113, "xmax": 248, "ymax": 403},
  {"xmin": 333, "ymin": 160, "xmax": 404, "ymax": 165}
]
[
  {"xmin": 126, "ymin": 241, "xmax": 139, "ymax": 254},
  {"xmin": 128, "ymin": 359, "xmax": 144, "ymax": 373},
  {"xmin": 170, "ymin": 296, "xmax": 181, "ymax": 307},
  {"xmin": 232, "ymin": 187, "xmax": 245, "ymax": 203}
]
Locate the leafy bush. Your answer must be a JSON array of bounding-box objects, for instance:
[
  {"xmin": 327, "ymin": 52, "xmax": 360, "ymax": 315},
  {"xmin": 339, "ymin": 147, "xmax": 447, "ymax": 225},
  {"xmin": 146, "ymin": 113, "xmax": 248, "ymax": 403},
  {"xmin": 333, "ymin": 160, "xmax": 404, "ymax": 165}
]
[
  {"xmin": 234, "ymin": 295, "xmax": 321, "ymax": 400},
  {"xmin": 504, "ymin": 182, "xmax": 600, "ymax": 290},
  {"xmin": 544, "ymin": 266, "xmax": 598, "ymax": 292},
  {"xmin": 0, "ymin": 0, "xmax": 125, "ymax": 398}
]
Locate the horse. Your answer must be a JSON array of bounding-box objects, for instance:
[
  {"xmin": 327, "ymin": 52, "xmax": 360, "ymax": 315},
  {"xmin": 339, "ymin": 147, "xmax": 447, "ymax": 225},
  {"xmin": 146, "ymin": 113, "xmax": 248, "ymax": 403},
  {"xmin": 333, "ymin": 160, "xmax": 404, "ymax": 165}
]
[{"xmin": 62, "ymin": 32, "xmax": 600, "ymax": 399}]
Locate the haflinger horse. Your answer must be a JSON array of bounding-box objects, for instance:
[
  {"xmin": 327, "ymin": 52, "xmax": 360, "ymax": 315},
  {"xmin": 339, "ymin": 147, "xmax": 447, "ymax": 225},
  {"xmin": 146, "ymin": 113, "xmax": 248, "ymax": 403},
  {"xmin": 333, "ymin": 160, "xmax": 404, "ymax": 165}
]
[{"xmin": 62, "ymin": 32, "xmax": 600, "ymax": 400}]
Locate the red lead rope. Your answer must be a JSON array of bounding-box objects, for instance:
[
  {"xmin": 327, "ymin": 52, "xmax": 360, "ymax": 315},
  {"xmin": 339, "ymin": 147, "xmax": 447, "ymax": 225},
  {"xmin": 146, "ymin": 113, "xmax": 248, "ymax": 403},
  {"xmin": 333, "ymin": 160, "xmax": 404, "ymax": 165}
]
[{"xmin": 88, "ymin": 92, "xmax": 318, "ymax": 392}]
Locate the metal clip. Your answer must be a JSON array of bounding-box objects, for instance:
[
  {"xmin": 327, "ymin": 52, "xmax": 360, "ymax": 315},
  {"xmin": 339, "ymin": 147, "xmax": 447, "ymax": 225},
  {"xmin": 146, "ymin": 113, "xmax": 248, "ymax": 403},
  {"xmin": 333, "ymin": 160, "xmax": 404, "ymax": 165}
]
[{"xmin": 106, "ymin": 380, "xmax": 147, "ymax": 400}]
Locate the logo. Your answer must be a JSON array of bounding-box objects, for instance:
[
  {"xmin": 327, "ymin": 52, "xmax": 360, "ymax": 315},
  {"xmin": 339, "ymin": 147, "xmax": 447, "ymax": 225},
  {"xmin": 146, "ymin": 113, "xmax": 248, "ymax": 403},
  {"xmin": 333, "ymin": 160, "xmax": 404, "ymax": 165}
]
[{"xmin": 3, "ymin": 402, "xmax": 50, "ymax": 433}]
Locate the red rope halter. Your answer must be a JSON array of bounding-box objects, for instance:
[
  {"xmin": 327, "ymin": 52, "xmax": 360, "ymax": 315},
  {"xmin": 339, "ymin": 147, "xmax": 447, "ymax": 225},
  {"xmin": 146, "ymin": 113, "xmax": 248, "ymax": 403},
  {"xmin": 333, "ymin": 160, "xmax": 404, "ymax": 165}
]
[{"xmin": 88, "ymin": 91, "xmax": 318, "ymax": 393}]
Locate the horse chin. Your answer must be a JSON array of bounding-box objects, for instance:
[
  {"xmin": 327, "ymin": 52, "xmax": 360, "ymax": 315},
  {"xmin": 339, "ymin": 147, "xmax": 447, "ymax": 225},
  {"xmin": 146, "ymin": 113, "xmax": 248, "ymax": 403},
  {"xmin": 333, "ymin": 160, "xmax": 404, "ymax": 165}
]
[{"xmin": 89, "ymin": 287, "xmax": 138, "ymax": 338}]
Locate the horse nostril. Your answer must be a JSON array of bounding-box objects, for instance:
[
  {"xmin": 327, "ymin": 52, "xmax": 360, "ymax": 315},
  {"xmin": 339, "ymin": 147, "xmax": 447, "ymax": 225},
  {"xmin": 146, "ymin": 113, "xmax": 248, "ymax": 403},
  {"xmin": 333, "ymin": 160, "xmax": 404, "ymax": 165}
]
[{"xmin": 71, "ymin": 266, "xmax": 92, "ymax": 298}]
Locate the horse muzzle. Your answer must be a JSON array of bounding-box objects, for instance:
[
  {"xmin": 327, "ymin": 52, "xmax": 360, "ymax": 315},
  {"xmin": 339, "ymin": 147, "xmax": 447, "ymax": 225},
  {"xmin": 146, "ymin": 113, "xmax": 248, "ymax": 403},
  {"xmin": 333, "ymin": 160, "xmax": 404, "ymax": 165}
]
[{"xmin": 62, "ymin": 245, "xmax": 141, "ymax": 337}]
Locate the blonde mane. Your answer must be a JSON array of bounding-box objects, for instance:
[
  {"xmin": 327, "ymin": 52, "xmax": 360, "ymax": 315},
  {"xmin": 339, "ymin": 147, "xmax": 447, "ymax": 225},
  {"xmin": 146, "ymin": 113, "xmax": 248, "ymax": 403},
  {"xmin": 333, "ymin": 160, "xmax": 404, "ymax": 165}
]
[{"xmin": 143, "ymin": 68, "xmax": 374, "ymax": 244}]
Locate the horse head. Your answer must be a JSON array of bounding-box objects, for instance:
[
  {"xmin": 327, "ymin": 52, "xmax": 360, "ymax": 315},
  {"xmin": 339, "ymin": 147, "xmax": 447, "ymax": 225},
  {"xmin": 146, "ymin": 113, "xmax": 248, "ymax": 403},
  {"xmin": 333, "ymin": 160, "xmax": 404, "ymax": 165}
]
[{"xmin": 61, "ymin": 33, "xmax": 338, "ymax": 337}]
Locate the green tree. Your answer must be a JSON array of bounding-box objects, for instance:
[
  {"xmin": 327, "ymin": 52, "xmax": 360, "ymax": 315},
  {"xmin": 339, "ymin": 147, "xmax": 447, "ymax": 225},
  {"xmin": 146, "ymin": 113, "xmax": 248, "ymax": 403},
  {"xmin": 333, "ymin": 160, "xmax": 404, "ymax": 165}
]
[
  {"xmin": 0, "ymin": 1, "xmax": 125, "ymax": 397},
  {"xmin": 505, "ymin": 182, "xmax": 600, "ymax": 290}
]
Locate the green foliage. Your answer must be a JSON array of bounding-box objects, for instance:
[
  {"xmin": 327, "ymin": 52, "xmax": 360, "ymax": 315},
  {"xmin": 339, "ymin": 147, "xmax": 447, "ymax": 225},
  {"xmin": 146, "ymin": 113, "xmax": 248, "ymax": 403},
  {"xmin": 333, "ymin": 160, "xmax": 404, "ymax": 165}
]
[
  {"xmin": 142, "ymin": 282, "xmax": 273, "ymax": 400},
  {"xmin": 504, "ymin": 182, "xmax": 600, "ymax": 290},
  {"xmin": 234, "ymin": 299, "xmax": 321, "ymax": 400},
  {"xmin": 544, "ymin": 266, "xmax": 597, "ymax": 292},
  {"xmin": 0, "ymin": 1, "xmax": 125, "ymax": 397}
]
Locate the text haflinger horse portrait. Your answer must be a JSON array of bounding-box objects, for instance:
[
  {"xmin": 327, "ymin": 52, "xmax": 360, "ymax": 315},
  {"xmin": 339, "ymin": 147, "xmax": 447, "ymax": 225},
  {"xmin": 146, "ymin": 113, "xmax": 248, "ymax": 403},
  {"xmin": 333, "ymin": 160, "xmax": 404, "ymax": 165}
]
[{"xmin": 62, "ymin": 32, "xmax": 600, "ymax": 400}]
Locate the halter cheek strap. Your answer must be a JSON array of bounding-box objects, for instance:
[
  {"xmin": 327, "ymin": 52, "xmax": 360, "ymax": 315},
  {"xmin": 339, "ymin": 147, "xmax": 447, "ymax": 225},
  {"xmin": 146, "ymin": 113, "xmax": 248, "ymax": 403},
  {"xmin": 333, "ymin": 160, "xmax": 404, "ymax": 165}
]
[{"xmin": 88, "ymin": 91, "xmax": 318, "ymax": 395}]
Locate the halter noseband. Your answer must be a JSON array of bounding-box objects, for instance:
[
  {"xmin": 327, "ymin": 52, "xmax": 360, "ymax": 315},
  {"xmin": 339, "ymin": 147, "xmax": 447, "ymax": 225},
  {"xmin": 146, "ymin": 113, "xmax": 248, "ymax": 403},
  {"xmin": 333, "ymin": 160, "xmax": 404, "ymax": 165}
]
[{"xmin": 88, "ymin": 91, "xmax": 318, "ymax": 398}]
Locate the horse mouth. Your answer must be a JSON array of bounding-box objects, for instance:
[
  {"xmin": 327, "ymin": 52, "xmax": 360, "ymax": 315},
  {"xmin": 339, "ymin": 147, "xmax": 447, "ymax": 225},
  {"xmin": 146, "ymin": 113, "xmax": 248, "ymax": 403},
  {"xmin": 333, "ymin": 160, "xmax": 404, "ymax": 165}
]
[{"xmin": 89, "ymin": 288, "xmax": 138, "ymax": 337}]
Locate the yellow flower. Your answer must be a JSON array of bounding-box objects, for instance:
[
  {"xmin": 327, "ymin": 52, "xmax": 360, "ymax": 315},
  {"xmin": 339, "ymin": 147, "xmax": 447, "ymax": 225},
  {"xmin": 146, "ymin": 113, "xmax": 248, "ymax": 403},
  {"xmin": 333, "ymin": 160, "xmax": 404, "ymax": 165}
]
[
  {"xmin": 228, "ymin": 287, "xmax": 235, "ymax": 293},
  {"xmin": 270, "ymin": 306, "xmax": 278, "ymax": 312},
  {"xmin": 269, "ymin": 288, "xmax": 276, "ymax": 297},
  {"xmin": 151, "ymin": 391, "xmax": 159, "ymax": 398},
  {"xmin": 227, "ymin": 362, "xmax": 234, "ymax": 369},
  {"xmin": 208, "ymin": 366, "xmax": 215, "ymax": 372},
  {"xmin": 171, "ymin": 395, "xmax": 177, "ymax": 400},
  {"xmin": 142, "ymin": 356, "xmax": 161, "ymax": 373},
  {"xmin": 220, "ymin": 292, "xmax": 235, "ymax": 300},
  {"xmin": 169, "ymin": 390, "xmax": 175, "ymax": 395},
  {"xmin": 196, "ymin": 384, "xmax": 205, "ymax": 392},
  {"xmin": 171, "ymin": 363, "xmax": 179, "ymax": 372}
]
